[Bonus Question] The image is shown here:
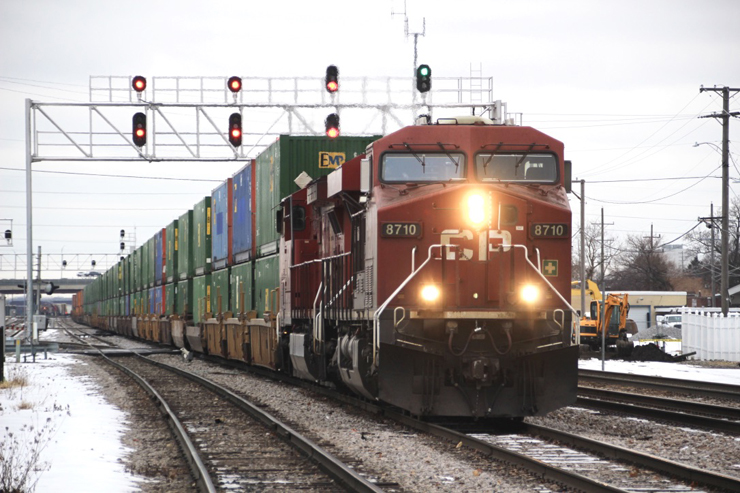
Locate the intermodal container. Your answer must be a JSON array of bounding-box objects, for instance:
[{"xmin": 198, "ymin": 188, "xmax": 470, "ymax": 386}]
[
  {"xmin": 193, "ymin": 197, "xmax": 212, "ymax": 276},
  {"xmin": 164, "ymin": 283, "xmax": 175, "ymax": 316},
  {"xmin": 230, "ymin": 261, "xmax": 253, "ymax": 316},
  {"xmin": 142, "ymin": 239, "xmax": 151, "ymax": 289},
  {"xmin": 232, "ymin": 161, "xmax": 254, "ymax": 264},
  {"xmin": 212, "ymin": 178, "xmax": 233, "ymax": 270},
  {"xmin": 254, "ymin": 254, "xmax": 279, "ymax": 318},
  {"xmin": 132, "ymin": 247, "xmax": 141, "ymax": 291},
  {"xmin": 166, "ymin": 220, "xmax": 178, "ymax": 284},
  {"xmin": 193, "ymin": 274, "xmax": 212, "ymax": 324},
  {"xmin": 147, "ymin": 236, "xmax": 156, "ymax": 288},
  {"xmin": 155, "ymin": 228, "xmax": 164, "ymax": 286},
  {"xmin": 255, "ymin": 135, "xmax": 378, "ymax": 256},
  {"xmin": 178, "ymin": 210, "xmax": 194, "ymax": 281},
  {"xmin": 210, "ymin": 267, "xmax": 230, "ymax": 315},
  {"xmin": 176, "ymin": 279, "xmax": 193, "ymax": 321}
]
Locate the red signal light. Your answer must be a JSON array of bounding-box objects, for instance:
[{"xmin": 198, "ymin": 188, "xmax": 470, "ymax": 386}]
[
  {"xmin": 325, "ymin": 65, "xmax": 339, "ymax": 93},
  {"xmin": 227, "ymin": 76, "xmax": 242, "ymax": 93},
  {"xmin": 132, "ymin": 112, "xmax": 146, "ymax": 147},
  {"xmin": 325, "ymin": 113, "xmax": 340, "ymax": 138},
  {"xmin": 132, "ymin": 76, "xmax": 147, "ymax": 92},
  {"xmin": 228, "ymin": 113, "xmax": 242, "ymax": 147}
]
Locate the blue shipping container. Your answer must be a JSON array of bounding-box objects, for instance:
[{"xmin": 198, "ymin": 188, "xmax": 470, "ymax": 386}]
[
  {"xmin": 148, "ymin": 287, "xmax": 156, "ymax": 314},
  {"xmin": 155, "ymin": 229, "xmax": 164, "ymax": 285},
  {"xmin": 232, "ymin": 162, "xmax": 253, "ymax": 264},
  {"xmin": 212, "ymin": 178, "xmax": 232, "ymax": 270}
]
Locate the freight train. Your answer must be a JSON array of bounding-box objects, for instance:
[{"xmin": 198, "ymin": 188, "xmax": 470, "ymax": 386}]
[{"xmin": 73, "ymin": 116, "xmax": 578, "ymax": 418}]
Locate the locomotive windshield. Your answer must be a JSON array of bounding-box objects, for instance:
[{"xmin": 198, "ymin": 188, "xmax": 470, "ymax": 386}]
[
  {"xmin": 381, "ymin": 153, "xmax": 465, "ymax": 182},
  {"xmin": 475, "ymin": 153, "xmax": 558, "ymax": 183}
]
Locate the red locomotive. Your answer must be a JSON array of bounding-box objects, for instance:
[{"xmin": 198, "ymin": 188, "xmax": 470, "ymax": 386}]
[{"xmin": 279, "ymin": 116, "xmax": 577, "ymax": 417}]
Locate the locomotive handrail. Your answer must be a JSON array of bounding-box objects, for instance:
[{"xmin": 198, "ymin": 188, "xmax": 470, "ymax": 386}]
[
  {"xmin": 372, "ymin": 243, "xmax": 458, "ymax": 368},
  {"xmin": 509, "ymin": 244, "xmax": 581, "ymax": 337}
]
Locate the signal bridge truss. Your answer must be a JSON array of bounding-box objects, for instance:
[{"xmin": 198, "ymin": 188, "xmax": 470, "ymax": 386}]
[{"xmin": 28, "ymin": 75, "xmax": 507, "ymax": 163}]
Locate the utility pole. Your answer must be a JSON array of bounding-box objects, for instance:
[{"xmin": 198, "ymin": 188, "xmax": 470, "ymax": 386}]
[
  {"xmin": 699, "ymin": 203, "xmax": 721, "ymax": 307},
  {"xmin": 600, "ymin": 208, "xmax": 606, "ymax": 370},
  {"xmin": 580, "ymin": 180, "xmax": 586, "ymax": 319},
  {"xmin": 700, "ymin": 85, "xmax": 740, "ymax": 315}
]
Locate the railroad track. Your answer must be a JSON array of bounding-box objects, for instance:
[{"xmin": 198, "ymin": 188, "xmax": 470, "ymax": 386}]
[
  {"xmin": 579, "ymin": 369, "xmax": 740, "ymax": 402},
  {"xmin": 203, "ymin": 356, "xmax": 740, "ymax": 492},
  {"xmin": 59, "ymin": 320, "xmax": 384, "ymax": 492}
]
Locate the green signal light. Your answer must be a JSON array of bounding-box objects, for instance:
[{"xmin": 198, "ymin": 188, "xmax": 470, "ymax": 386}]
[{"xmin": 419, "ymin": 67, "xmax": 429, "ymax": 76}]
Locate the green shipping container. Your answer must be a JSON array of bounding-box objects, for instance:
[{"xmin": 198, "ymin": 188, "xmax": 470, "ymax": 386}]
[
  {"xmin": 255, "ymin": 135, "xmax": 378, "ymax": 256},
  {"xmin": 176, "ymin": 279, "xmax": 193, "ymax": 321},
  {"xmin": 210, "ymin": 267, "xmax": 230, "ymax": 315},
  {"xmin": 178, "ymin": 210, "xmax": 194, "ymax": 280},
  {"xmin": 230, "ymin": 262, "xmax": 253, "ymax": 316},
  {"xmin": 166, "ymin": 220, "xmax": 179, "ymax": 284},
  {"xmin": 193, "ymin": 197, "xmax": 212, "ymax": 276},
  {"xmin": 164, "ymin": 282, "xmax": 175, "ymax": 316},
  {"xmin": 193, "ymin": 274, "xmax": 212, "ymax": 324},
  {"xmin": 146, "ymin": 236, "xmax": 156, "ymax": 288},
  {"xmin": 254, "ymin": 254, "xmax": 278, "ymax": 318}
]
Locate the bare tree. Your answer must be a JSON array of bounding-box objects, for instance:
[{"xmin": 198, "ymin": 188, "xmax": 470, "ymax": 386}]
[
  {"xmin": 608, "ymin": 235, "xmax": 673, "ymax": 290},
  {"xmin": 572, "ymin": 221, "xmax": 619, "ymax": 282},
  {"xmin": 685, "ymin": 197, "xmax": 740, "ymax": 292}
]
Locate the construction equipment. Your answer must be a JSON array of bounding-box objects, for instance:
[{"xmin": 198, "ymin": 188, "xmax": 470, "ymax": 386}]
[{"xmin": 579, "ymin": 293, "xmax": 634, "ymax": 356}]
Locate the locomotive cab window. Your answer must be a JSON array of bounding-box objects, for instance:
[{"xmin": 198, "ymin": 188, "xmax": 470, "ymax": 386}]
[
  {"xmin": 475, "ymin": 153, "xmax": 558, "ymax": 183},
  {"xmin": 381, "ymin": 152, "xmax": 465, "ymax": 183}
]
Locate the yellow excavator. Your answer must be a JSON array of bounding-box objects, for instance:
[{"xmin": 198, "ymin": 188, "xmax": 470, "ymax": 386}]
[{"xmin": 579, "ymin": 292, "xmax": 634, "ymax": 356}]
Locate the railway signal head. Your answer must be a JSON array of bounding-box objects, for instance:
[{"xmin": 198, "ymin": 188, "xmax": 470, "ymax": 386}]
[
  {"xmin": 325, "ymin": 113, "xmax": 340, "ymax": 138},
  {"xmin": 44, "ymin": 282, "xmax": 58, "ymax": 295},
  {"xmin": 227, "ymin": 76, "xmax": 242, "ymax": 93},
  {"xmin": 132, "ymin": 76, "xmax": 147, "ymax": 93},
  {"xmin": 416, "ymin": 64, "xmax": 431, "ymax": 93},
  {"xmin": 325, "ymin": 65, "xmax": 339, "ymax": 93},
  {"xmin": 229, "ymin": 113, "xmax": 242, "ymax": 147},
  {"xmin": 132, "ymin": 112, "xmax": 147, "ymax": 147}
]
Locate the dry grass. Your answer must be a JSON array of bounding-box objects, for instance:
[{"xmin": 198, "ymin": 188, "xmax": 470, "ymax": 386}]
[
  {"xmin": 0, "ymin": 374, "xmax": 29, "ymax": 390},
  {"xmin": 16, "ymin": 401, "xmax": 34, "ymax": 411}
]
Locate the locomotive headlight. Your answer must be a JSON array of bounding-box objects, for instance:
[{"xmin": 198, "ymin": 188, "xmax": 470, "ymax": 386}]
[
  {"xmin": 466, "ymin": 193, "xmax": 486, "ymax": 226},
  {"xmin": 420, "ymin": 284, "xmax": 441, "ymax": 303},
  {"xmin": 521, "ymin": 284, "xmax": 539, "ymax": 303}
]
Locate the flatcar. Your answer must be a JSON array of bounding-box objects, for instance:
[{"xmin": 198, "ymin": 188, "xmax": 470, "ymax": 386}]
[{"xmin": 74, "ymin": 115, "xmax": 577, "ymax": 418}]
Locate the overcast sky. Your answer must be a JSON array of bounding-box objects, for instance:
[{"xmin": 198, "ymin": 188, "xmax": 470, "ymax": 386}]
[{"xmin": 1, "ymin": 0, "xmax": 739, "ymax": 278}]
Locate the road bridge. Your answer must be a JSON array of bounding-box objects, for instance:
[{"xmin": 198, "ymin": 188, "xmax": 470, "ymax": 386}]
[{"xmin": 0, "ymin": 278, "xmax": 93, "ymax": 295}]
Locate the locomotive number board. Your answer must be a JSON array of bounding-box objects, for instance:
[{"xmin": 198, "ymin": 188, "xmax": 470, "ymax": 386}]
[
  {"xmin": 381, "ymin": 222, "xmax": 422, "ymax": 238},
  {"xmin": 530, "ymin": 223, "xmax": 569, "ymax": 238}
]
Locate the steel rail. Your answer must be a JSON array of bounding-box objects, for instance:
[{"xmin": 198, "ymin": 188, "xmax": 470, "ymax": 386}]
[
  {"xmin": 100, "ymin": 356, "xmax": 217, "ymax": 493},
  {"xmin": 208, "ymin": 356, "xmax": 624, "ymax": 492},
  {"xmin": 137, "ymin": 355, "xmax": 384, "ymax": 493},
  {"xmin": 386, "ymin": 414, "xmax": 627, "ymax": 492},
  {"xmin": 56, "ymin": 320, "xmax": 216, "ymax": 492},
  {"xmin": 524, "ymin": 422, "xmax": 740, "ymax": 492},
  {"xmin": 578, "ymin": 386, "xmax": 740, "ymax": 421},
  {"xmin": 579, "ymin": 369, "xmax": 740, "ymax": 402},
  {"xmin": 576, "ymin": 396, "xmax": 740, "ymax": 434}
]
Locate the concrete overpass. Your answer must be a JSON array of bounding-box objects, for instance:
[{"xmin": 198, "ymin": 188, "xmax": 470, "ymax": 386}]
[{"xmin": 0, "ymin": 278, "xmax": 93, "ymax": 295}]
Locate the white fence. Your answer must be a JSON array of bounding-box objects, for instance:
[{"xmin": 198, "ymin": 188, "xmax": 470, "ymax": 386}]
[{"xmin": 681, "ymin": 309, "xmax": 740, "ymax": 362}]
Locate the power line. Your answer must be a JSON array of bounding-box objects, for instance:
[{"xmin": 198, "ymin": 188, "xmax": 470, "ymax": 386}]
[
  {"xmin": 588, "ymin": 166, "xmax": 720, "ymax": 205},
  {"xmin": 0, "ymin": 166, "xmax": 221, "ymax": 182}
]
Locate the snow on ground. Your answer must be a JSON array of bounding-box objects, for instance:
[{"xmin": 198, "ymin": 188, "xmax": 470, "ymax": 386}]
[
  {"xmin": 0, "ymin": 353, "xmax": 142, "ymax": 493},
  {"xmin": 580, "ymin": 340, "xmax": 740, "ymax": 385},
  {"xmin": 2, "ymin": 338, "xmax": 739, "ymax": 492}
]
